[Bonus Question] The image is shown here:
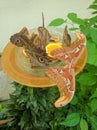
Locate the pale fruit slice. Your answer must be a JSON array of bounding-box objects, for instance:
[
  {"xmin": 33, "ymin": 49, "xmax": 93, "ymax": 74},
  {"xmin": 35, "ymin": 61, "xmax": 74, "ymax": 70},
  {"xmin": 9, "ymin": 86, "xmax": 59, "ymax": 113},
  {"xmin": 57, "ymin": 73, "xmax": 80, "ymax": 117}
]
[
  {"xmin": 46, "ymin": 42, "xmax": 62, "ymax": 58},
  {"xmin": 22, "ymin": 50, "xmax": 29, "ymax": 58}
]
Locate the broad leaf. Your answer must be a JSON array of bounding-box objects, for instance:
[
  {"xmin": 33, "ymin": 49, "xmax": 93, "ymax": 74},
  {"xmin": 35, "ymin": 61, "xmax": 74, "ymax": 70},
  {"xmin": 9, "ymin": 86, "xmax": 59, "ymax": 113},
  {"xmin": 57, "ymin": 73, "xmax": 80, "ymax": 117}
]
[
  {"xmin": 85, "ymin": 64, "xmax": 97, "ymax": 76},
  {"xmin": 92, "ymin": 11, "xmax": 97, "ymax": 14},
  {"xmin": 90, "ymin": 88, "xmax": 97, "ymax": 99},
  {"xmin": 87, "ymin": 41, "xmax": 97, "ymax": 66},
  {"xmin": 49, "ymin": 18, "xmax": 66, "ymax": 26},
  {"xmin": 90, "ymin": 115, "xmax": 97, "ymax": 130},
  {"xmin": 89, "ymin": 4, "xmax": 97, "ymax": 10},
  {"xmin": 85, "ymin": 106, "xmax": 92, "ymax": 117},
  {"xmin": 67, "ymin": 13, "xmax": 85, "ymax": 25},
  {"xmin": 80, "ymin": 118, "xmax": 88, "ymax": 130},
  {"xmin": 88, "ymin": 99, "xmax": 97, "ymax": 112},
  {"xmin": 77, "ymin": 73, "xmax": 97, "ymax": 86},
  {"xmin": 89, "ymin": 27, "xmax": 97, "ymax": 44},
  {"xmin": 60, "ymin": 113, "xmax": 80, "ymax": 127},
  {"xmin": 70, "ymin": 96, "xmax": 78, "ymax": 105},
  {"xmin": 93, "ymin": 0, "xmax": 97, "ymax": 4},
  {"xmin": 89, "ymin": 16, "xmax": 97, "ymax": 26}
]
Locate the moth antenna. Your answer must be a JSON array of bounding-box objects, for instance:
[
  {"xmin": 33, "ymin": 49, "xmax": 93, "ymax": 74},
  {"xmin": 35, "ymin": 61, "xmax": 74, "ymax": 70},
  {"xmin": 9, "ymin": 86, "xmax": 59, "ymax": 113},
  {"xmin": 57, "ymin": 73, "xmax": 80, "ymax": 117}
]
[{"xmin": 42, "ymin": 12, "xmax": 45, "ymax": 27}]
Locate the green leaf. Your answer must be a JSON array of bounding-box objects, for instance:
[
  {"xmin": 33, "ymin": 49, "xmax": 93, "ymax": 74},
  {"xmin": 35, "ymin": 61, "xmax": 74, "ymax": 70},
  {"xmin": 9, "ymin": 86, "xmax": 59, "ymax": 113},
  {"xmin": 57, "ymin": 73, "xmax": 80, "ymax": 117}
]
[
  {"xmin": 77, "ymin": 73, "xmax": 97, "ymax": 86},
  {"xmin": 87, "ymin": 41, "xmax": 97, "ymax": 66},
  {"xmin": 85, "ymin": 64, "xmax": 97, "ymax": 76},
  {"xmin": 67, "ymin": 13, "xmax": 85, "ymax": 25},
  {"xmin": 89, "ymin": 16, "xmax": 97, "ymax": 26},
  {"xmin": 93, "ymin": 0, "xmax": 97, "ymax": 4},
  {"xmin": 80, "ymin": 118, "xmax": 88, "ymax": 130},
  {"xmin": 0, "ymin": 104, "xmax": 2, "ymax": 111},
  {"xmin": 89, "ymin": 27, "xmax": 97, "ymax": 44},
  {"xmin": 85, "ymin": 106, "xmax": 92, "ymax": 117},
  {"xmin": 88, "ymin": 99, "xmax": 97, "ymax": 112},
  {"xmin": 89, "ymin": 4, "xmax": 97, "ymax": 10},
  {"xmin": 69, "ymin": 27, "xmax": 79, "ymax": 31},
  {"xmin": 49, "ymin": 18, "xmax": 66, "ymax": 26},
  {"xmin": 60, "ymin": 113, "xmax": 80, "ymax": 127},
  {"xmin": 92, "ymin": 11, "xmax": 97, "ymax": 14},
  {"xmin": 90, "ymin": 115, "xmax": 97, "ymax": 130},
  {"xmin": 70, "ymin": 96, "xmax": 78, "ymax": 105},
  {"xmin": 90, "ymin": 88, "xmax": 97, "ymax": 99}
]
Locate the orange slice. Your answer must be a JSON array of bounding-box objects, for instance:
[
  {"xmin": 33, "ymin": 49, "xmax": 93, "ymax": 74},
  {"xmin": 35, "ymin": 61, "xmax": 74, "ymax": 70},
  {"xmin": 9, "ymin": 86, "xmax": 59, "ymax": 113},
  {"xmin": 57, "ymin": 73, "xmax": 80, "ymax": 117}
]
[
  {"xmin": 22, "ymin": 50, "xmax": 29, "ymax": 58},
  {"xmin": 50, "ymin": 36, "xmax": 60, "ymax": 42},
  {"xmin": 46, "ymin": 42, "xmax": 62, "ymax": 58}
]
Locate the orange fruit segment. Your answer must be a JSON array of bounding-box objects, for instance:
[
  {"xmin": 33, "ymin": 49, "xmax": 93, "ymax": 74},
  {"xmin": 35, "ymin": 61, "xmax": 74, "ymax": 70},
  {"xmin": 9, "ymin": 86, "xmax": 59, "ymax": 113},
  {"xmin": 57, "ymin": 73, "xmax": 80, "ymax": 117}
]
[
  {"xmin": 46, "ymin": 42, "xmax": 62, "ymax": 58},
  {"xmin": 22, "ymin": 50, "xmax": 29, "ymax": 58}
]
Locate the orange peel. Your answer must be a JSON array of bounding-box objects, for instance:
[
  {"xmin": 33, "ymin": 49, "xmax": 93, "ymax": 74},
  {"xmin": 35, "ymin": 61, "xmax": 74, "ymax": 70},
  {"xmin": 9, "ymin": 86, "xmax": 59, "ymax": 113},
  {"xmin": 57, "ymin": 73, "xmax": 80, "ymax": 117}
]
[
  {"xmin": 46, "ymin": 42, "xmax": 62, "ymax": 58},
  {"xmin": 22, "ymin": 50, "xmax": 29, "ymax": 58}
]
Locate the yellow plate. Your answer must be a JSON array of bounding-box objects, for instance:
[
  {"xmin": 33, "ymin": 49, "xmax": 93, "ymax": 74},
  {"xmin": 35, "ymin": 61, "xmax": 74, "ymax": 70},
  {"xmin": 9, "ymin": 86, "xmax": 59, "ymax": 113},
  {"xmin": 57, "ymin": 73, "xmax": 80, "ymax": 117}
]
[{"xmin": 2, "ymin": 42, "xmax": 87, "ymax": 88}]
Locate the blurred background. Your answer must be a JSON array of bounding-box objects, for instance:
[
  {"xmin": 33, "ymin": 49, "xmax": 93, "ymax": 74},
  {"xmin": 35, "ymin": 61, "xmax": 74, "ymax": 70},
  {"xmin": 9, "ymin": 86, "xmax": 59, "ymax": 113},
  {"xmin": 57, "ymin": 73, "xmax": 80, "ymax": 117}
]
[
  {"xmin": 0, "ymin": 0, "xmax": 92, "ymax": 51},
  {"xmin": 0, "ymin": 0, "xmax": 92, "ymax": 100}
]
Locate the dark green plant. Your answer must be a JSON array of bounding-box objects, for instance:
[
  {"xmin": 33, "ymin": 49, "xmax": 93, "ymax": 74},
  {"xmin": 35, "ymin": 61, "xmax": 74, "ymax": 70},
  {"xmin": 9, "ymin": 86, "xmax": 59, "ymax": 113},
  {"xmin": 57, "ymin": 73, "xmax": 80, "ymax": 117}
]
[
  {"xmin": 1, "ymin": 82, "xmax": 69, "ymax": 130},
  {"xmin": 0, "ymin": 104, "xmax": 7, "ymax": 120},
  {"xmin": 1, "ymin": 0, "xmax": 97, "ymax": 130}
]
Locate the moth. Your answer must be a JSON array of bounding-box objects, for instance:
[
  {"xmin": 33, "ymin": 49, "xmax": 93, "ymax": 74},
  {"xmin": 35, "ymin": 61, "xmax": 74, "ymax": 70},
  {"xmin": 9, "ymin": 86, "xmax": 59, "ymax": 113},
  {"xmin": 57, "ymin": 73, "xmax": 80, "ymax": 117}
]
[
  {"xmin": 62, "ymin": 25, "xmax": 71, "ymax": 47},
  {"xmin": 10, "ymin": 26, "xmax": 53, "ymax": 67},
  {"xmin": 46, "ymin": 65, "xmax": 75, "ymax": 107},
  {"xmin": 45, "ymin": 31, "xmax": 86, "ymax": 107},
  {"xmin": 50, "ymin": 31, "xmax": 86, "ymax": 65},
  {"xmin": 10, "ymin": 25, "xmax": 86, "ymax": 108}
]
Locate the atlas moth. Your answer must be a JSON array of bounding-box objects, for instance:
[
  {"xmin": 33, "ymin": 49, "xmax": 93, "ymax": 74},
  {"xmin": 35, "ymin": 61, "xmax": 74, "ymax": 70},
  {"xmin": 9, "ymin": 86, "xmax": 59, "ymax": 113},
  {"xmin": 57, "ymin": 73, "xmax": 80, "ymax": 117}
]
[{"xmin": 45, "ymin": 30, "xmax": 86, "ymax": 108}]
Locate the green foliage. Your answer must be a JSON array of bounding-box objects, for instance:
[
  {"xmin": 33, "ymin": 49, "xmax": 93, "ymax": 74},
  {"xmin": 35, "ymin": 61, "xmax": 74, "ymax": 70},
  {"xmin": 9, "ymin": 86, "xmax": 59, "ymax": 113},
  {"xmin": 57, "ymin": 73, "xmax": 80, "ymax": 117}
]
[
  {"xmin": 60, "ymin": 113, "xmax": 80, "ymax": 127},
  {"xmin": 90, "ymin": 115, "xmax": 97, "ymax": 130},
  {"xmin": 67, "ymin": 13, "xmax": 85, "ymax": 25},
  {"xmin": 1, "ymin": 0, "xmax": 97, "ymax": 130},
  {"xmin": 80, "ymin": 118, "xmax": 88, "ymax": 130},
  {"xmin": 49, "ymin": 18, "xmax": 66, "ymax": 26},
  {"xmin": 88, "ymin": 0, "xmax": 97, "ymax": 14},
  {"xmin": 3, "ymin": 82, "xmax": 58, "ymax": 130},
  {"xmin": 86, "ymin": 41, "xmax": 97, "ymax": 66},
  {"xmin": 0, "ymin": 104, "xmax": 7, "ymax": 120}
]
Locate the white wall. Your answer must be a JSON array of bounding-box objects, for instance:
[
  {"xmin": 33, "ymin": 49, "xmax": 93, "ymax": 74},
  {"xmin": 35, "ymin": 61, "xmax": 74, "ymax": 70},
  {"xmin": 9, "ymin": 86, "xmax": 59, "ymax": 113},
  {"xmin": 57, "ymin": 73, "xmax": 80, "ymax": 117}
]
[{"xmin": 0, "ymin": 0, "xmax": 93, "ymax": 52}]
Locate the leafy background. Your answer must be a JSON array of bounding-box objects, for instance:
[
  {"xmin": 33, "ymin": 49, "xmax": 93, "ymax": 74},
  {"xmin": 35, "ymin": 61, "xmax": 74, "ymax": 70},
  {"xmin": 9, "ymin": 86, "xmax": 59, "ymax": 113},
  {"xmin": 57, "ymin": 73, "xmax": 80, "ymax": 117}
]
[{"xmin": 1, "ymin": 0, "xmax": 97, "ymax": 130}]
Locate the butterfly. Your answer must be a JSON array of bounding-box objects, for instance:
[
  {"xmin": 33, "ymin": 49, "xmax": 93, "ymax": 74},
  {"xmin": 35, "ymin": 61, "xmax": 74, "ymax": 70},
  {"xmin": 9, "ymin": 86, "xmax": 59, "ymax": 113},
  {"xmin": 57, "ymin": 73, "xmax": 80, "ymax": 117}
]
[
  {"xmin": 10, "ymin": 27, "xmax": 54, "ymax": 67},
  {"xmin": 45, "ymin": 30, "xmax": 86, "ymax": 107}
]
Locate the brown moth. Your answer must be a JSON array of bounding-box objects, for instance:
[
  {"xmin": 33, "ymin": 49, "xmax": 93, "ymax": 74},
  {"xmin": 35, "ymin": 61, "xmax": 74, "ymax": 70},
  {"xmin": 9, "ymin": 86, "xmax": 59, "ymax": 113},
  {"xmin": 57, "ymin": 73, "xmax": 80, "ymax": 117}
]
[
  {"xmin": 38, "ymin": 27, "xmax": 51, "ymax": 50},
  {"xmin": 62, "ymin": 25, "xmax": 71, "ymax": 47},
  {"xmin": 10, "ymin": 27, "xmax": 53, "ymax": 67}
]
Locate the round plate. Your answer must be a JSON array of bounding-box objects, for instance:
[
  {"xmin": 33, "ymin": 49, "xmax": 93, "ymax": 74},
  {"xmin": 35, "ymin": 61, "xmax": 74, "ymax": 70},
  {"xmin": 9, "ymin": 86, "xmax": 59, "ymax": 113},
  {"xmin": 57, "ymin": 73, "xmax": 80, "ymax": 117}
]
[{"xmin": 2, "ymin": 42, "xmax": 87, "ymax": 88}]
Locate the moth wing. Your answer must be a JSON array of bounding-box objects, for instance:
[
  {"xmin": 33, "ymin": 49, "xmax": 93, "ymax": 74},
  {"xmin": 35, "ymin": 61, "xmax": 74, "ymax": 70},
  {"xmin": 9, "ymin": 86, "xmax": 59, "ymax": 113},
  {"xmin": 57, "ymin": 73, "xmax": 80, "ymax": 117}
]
[
  {"xmin": 50, "ymin": 31, "xmax": 86, "ymax": 64},
  {"xmin": 19, "ymin": 27, "xmax": 29, "ymax": 36},
  {"xmin": 50, "ymin": 48, "xmax": 70, "ymax": 63},
  {"xmin": 62, "ymin": 26, "xmax": 71, "ymax": 47},
  {"xmin": 45, "ymin": 65, "xmax": 75, "ymax": 107},
  {"xmin": 38, "ymin": 27, "xmax": 51, "ymax": 50}
]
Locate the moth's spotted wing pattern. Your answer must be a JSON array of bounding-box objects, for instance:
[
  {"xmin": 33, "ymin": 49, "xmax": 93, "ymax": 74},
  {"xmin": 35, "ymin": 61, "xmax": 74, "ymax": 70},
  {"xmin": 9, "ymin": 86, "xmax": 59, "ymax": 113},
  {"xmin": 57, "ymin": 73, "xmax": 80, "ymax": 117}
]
[{"xmin": 45, "ymin": 31, "xmax": 86, "ymax": 107}]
